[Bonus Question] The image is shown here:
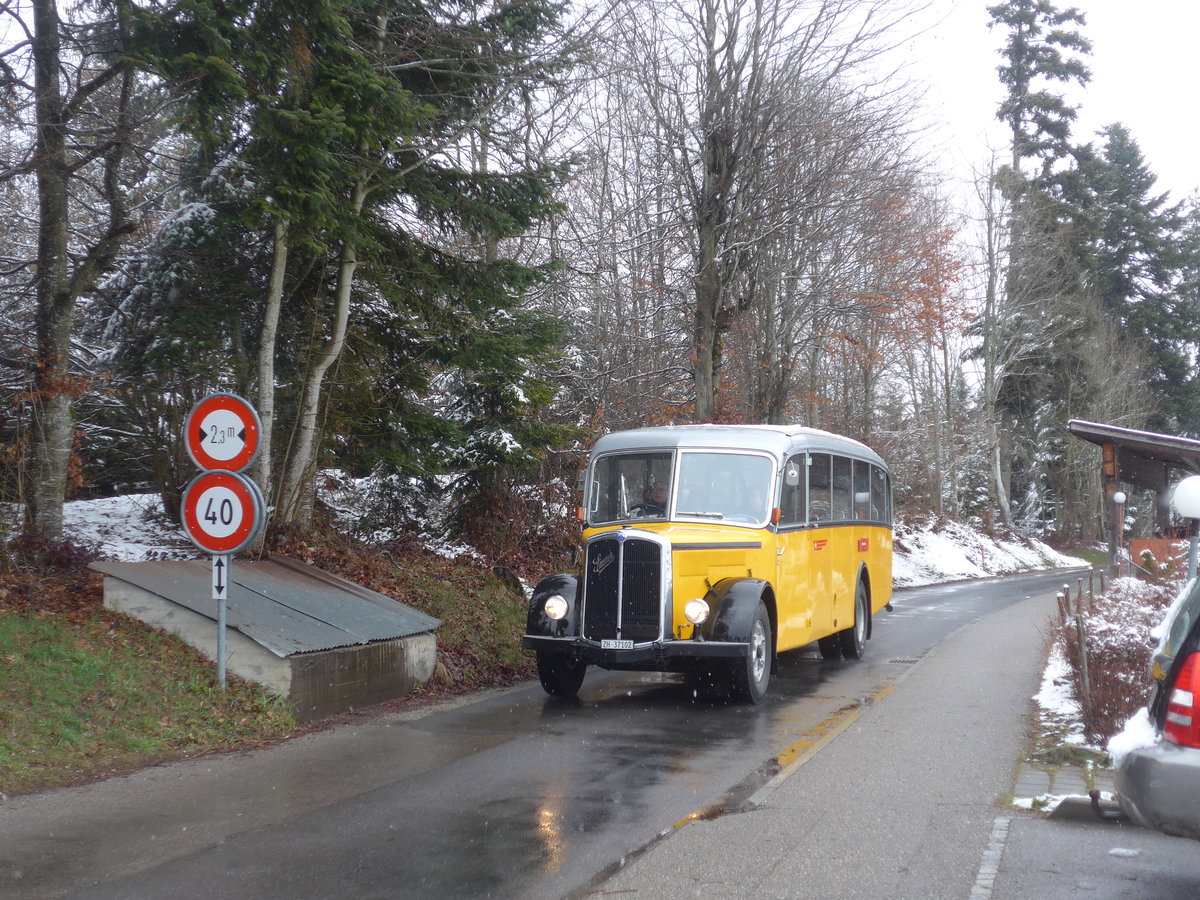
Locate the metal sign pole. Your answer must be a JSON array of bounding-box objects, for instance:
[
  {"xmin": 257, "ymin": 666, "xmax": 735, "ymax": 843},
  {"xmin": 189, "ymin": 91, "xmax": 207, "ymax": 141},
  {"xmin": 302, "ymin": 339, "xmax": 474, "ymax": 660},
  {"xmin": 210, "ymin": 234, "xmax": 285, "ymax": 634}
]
[
  {"xmin": 217, "ymin": 595, "xmax": 227, "ymax": 688},
  {"xmin": 213, "ymin": 554, "xmax": 230, "ymax": 689},
  {"xmin": 1189, "ymin": 520, "xmax": 1198, "ymax": 584}
]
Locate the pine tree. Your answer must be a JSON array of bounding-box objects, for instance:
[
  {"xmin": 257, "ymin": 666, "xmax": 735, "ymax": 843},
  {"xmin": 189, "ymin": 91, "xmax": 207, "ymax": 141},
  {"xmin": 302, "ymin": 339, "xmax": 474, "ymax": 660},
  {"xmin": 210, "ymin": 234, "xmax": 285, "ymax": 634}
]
[
  {"xmin": 985, "ymin": 0, "xmax": 1091, "ymax": 533},
  {"xmin": 1073, "ymin": 124, "xmax": 1200, "ymax": 434},
  {"xmin": 988, "ymin": 0, "xmax": 1090, "ymax": 181},
  {"xmin": 98, "ymin": 0, "xmax": 576, "ymax": 534}
]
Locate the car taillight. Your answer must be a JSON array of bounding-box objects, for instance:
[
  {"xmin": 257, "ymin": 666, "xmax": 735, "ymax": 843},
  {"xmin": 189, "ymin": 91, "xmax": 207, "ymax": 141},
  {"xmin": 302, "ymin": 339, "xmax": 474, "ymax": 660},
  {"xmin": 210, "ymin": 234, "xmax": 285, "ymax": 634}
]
[{"xmin": 1164, "ymin": 652, "xmax": 1200, "ymax": 748}]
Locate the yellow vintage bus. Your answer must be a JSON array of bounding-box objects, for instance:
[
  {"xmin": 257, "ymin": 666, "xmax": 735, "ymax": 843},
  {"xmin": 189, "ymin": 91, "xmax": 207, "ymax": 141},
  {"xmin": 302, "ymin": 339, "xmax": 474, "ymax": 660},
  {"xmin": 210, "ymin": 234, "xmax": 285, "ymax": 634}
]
[{"xmin": 523, "ymin": 424, "xmax": 892, "ymax": 702}]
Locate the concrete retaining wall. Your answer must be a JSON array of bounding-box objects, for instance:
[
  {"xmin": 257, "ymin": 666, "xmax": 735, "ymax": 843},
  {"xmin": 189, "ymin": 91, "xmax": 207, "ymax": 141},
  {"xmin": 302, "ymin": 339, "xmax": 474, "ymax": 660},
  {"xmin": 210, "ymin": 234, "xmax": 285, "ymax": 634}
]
[{"xmin": 102, "ymin": 577, "xmax": 437, "ymax": 722}]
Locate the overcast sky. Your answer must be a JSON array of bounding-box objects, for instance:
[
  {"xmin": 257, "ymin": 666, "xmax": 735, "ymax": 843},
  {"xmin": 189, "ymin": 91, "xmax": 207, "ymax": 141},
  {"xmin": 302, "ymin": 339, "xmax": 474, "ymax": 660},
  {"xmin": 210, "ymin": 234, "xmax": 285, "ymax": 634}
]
[{"xmin": 904, "ymin": 0, "xmax": 1199, "ymax": 203}]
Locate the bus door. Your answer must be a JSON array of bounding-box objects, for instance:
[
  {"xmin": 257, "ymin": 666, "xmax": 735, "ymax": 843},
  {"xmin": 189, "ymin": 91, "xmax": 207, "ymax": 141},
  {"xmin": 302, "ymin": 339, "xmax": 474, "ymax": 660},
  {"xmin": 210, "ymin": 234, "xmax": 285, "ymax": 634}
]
[
  {"xmin": 776, "ymin": 452, "xmax": 830, "ymax": 649},
  {"xmin": 806, "ymin": 452, "xmax": 837, "ymax": 637}
]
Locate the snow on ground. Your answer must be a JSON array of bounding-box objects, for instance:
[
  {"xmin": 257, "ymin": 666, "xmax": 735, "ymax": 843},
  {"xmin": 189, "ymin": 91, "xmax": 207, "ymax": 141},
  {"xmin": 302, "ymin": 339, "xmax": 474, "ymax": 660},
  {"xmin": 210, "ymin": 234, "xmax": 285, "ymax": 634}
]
[
  {"xmin": 65, "ymin": 493, "xmax": 1086, "ymax": 583},
  {"xmin": 893, "ymin": 516, "xmax": 1082, "ymax": 587},
  {"xmin": 64, "ymin": 493, "xmax": 196, "ymax": 561},
  {"xmin": 1034, "ymin": 642, "xmax": 1087, "ymax": 747},
  {"xmin": 1108, "ymin": 707, "xmax": 1158, "ymax": 768}
]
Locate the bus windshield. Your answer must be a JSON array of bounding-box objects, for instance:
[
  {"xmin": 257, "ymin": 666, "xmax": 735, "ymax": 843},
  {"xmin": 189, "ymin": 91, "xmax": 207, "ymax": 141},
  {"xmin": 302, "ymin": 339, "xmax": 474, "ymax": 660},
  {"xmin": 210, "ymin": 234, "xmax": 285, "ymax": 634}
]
[
  {"xmin": 675, "ymin": 452, "xmax": 773, "ymax": 524},
  {"xmin": 587, "ymin": 449, "xmax": 775, "ymax": 526},
  {"xmin": 588, "ymin": 452, "xmax": 674, "ymax": 523}
]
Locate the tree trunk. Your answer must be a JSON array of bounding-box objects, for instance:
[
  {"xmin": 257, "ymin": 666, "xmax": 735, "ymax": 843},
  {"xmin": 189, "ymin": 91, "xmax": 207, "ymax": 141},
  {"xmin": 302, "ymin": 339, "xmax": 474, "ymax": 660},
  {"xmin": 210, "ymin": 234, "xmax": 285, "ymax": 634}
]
[
  {"xmin": 254, "ymin": 218, "xmax": 289, "ymax": 504},
  {"xmin": 28, "ymin": 0, "xmax": 73, "ymax": 539},
  {"xmin": 992, "ymin": 419, "xmax": 1013, "ymax": 528},
  {"xmin": 693, "ymin": 237, "xmax": 721, "ymax": 421},
  {"xmin": 691, "ymin": 0, "xmax": 735, "ymax": 423},
  {"xmin": 276, "ymin": 183, "xmax": 366, "ymax": 526},
  {"xmin": 26, "ymin": 0, "xmax": 135, "ymax": 539}
]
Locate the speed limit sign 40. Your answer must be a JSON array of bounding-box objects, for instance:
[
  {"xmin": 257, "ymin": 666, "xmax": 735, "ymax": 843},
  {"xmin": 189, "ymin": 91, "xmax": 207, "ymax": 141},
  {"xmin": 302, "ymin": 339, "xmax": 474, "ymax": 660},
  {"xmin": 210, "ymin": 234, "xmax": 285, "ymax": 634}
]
[{"xmin": 181, "ymin": 470, "xmax": 266, "ymax": 555}]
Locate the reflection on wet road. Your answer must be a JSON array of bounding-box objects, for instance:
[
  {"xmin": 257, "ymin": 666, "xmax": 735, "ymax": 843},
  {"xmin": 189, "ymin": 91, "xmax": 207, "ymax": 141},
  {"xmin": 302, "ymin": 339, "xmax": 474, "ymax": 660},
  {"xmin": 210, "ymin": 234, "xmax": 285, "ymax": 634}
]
[{"xmin": 64, "ymin": 569, "xmax": 1084, "ymax": 900}]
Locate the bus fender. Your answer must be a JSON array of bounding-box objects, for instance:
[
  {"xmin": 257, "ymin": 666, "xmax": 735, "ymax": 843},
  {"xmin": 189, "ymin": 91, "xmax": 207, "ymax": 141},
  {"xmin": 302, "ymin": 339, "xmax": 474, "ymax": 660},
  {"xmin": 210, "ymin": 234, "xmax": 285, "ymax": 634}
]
[
  {"xmin": 704, "ymin": 577, "xmax": 773, "ymax": 643},
  {"xmin": 526, "ymin": 574, "xmax": 579, "ymax": 638}
]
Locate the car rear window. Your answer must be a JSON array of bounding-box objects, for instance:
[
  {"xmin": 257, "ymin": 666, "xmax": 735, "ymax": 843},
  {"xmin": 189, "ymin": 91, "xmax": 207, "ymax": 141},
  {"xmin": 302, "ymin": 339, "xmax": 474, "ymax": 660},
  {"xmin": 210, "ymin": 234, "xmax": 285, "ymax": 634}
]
[{"xmin": 1153, "ymin": 577, "xmax": 1200, "ymax": 678}]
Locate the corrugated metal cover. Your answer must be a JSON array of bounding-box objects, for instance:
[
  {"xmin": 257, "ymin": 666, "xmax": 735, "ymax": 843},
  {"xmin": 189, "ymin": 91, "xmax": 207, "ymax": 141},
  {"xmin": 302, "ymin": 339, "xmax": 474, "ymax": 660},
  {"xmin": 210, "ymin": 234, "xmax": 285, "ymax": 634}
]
[{"xmin": 92, "ymin": 557, "xmax": 441, "ymax": 658}]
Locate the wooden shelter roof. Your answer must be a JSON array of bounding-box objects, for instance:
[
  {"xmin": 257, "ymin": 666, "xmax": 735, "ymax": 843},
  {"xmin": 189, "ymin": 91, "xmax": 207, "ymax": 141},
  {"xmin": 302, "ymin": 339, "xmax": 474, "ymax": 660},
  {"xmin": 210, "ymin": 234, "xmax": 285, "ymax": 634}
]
[{"xmin": 1067, "ymin": 419, "xmax": 1200, "ymax": 492}]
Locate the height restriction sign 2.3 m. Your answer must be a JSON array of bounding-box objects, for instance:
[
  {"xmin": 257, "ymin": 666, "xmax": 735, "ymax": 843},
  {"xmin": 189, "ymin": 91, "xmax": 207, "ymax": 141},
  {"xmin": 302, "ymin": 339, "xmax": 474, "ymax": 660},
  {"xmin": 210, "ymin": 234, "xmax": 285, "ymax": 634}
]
[
  {"xmin": 185, "ymin": 393, "xmax": 262, "ymax": 473},
  {"xmin": 181, "ymin": 470, "xmax": 266, "ymax": 556}
]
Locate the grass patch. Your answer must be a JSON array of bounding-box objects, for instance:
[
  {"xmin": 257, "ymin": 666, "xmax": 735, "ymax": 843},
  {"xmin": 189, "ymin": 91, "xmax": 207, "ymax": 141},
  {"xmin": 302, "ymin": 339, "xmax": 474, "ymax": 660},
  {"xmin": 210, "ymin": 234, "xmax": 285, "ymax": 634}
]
[
  {"xmin": 1030, "ymin": 743, "xmax": 1108, "ymax": 768},
  {"xmin": 0, "ymin": 524, "xmax": 550, "ymax": 798},
  {"xmin": 0, "ymin": 608, "xmax": 295, "ymax": 797},
  {"xmin": 1060, "ymin": 545, "xmax": 1108, "ymax": 568},
  {"xmin": 405, "ymin": 567, "xmax": 535, "ymax": 688}
]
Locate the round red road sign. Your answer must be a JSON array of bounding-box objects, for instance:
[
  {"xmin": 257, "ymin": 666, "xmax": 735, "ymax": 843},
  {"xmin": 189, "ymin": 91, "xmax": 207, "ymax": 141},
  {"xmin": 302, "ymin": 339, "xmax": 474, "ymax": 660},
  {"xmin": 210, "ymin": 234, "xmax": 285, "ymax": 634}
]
[
  {"xmin": 185, "ymin": 394, "xmax": 261, "ymax": 473},
  {"xmin": 181, "ymin": 470, "xmax": 265, "ymax": 555}
]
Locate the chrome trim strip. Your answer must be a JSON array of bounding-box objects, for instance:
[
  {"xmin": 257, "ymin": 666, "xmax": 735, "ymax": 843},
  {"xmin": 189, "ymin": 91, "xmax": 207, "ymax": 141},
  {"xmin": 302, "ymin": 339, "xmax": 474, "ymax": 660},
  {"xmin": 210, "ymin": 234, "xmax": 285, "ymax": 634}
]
[{"xmin": 673, "ymin": 541, "xmax": 763, "ymax": 550}]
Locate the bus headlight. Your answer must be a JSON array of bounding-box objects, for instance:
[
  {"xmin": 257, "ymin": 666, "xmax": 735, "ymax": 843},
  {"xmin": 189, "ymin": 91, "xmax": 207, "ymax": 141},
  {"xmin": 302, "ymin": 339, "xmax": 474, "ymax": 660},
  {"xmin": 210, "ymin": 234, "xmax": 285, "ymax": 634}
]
[
  {"xmin": 684, "ymin": 598, "xmax": 710, "ymax": 625},
  {"xmin": 544, "ymin": 594, "xmax": 569, "ymax": 620}
]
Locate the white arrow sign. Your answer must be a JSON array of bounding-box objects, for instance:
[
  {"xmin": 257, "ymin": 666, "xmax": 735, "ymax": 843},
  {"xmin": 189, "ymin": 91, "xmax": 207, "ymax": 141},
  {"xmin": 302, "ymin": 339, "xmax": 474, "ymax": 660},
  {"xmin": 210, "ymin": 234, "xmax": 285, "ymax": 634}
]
[{"xmin": 212, "ymin": 554, "xmax": 230, "ymax": 601}]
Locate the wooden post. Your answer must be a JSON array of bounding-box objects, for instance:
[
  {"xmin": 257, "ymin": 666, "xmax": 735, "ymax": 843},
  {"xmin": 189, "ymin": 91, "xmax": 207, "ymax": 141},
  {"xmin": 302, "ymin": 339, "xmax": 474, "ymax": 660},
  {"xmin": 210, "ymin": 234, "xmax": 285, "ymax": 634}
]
[
  {"xmin": 1103, "ymin": 442, "xmax": 1119, "ymax": 573},
  {"xmin": 1075, "ymin": 612, "xmax": 1091, "ymax": 718}
]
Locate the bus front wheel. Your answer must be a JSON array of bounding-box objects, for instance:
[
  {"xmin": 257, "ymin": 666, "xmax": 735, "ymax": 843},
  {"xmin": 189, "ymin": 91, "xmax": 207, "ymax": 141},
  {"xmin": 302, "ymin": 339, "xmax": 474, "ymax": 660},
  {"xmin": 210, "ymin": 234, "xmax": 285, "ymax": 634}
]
[
  {"xmin": 730, "ymin": 600, "xmax": 772, "ymax": 703},
  {"xmin": 537, "ymin": 652, "xmax": 587, "ymax": 697}
]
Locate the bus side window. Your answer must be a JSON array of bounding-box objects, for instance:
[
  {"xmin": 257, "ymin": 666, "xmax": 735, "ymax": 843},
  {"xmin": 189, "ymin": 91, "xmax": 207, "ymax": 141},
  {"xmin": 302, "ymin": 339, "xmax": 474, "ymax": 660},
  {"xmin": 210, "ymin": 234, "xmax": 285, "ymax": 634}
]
[
  {"xmin": 780, "ymin": 455, "xmax": 805, "ymax": 526},
  {"xmin": 853, "ymin": 460, "xmax": 871, "ymax": 520},
  {"xmin": 809, "ymin": 453, "xmax": 832, "ymax": 521},
  {"xmin": 831, "ymin": 456, "xmax": 851, "ymax": 520},
  {"xmin": 871, "ymin": 465, "xmax": 888, "ymax": 523}
]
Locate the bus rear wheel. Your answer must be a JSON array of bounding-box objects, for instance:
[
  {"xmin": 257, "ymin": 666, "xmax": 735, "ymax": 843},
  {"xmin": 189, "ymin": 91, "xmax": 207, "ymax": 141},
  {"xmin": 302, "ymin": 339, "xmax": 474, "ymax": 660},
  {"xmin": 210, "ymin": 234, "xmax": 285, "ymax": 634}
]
[
  {"xmin": 837, "ymin": 580, "xmax": 869, "ymax": 659},
  {"xmin": 817, "ymin": 634, "xmax": 841, "ymax": 660}
]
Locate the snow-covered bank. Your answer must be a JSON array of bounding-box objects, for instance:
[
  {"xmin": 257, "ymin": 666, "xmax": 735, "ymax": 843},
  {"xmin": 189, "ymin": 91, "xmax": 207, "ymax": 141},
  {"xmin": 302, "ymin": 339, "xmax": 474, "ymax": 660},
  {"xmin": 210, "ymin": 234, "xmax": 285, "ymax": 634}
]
[
  {"xmin": 893, "ymin": 515, "xmax": 1083, "ymax": 588},
  {"xmin": 64, "ymin": 493, "xmax": 191, "ymax": 561},
  {"xmin": 64, "ymin": 493, "xmax": 1086, "ymax": 587}
]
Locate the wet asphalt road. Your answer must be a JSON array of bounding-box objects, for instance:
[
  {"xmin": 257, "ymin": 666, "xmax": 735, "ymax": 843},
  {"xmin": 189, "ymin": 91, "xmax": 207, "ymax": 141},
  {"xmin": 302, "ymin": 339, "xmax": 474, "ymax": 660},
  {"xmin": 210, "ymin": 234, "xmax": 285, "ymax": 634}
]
[{"xmin": 3, "ymin": 570, "xmax": 1085, "ymax": 899}]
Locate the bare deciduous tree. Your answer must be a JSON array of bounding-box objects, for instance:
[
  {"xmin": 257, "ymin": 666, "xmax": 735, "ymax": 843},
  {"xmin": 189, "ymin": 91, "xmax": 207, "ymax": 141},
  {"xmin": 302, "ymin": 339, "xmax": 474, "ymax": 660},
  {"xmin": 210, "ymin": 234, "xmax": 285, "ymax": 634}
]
[
  {"xmin": 606, "ymin": 0, "xmax": 913, "ymax": 421},
  {"xmin": 0, "ymin": 0, "xmax": 144, "ymax": 539}
]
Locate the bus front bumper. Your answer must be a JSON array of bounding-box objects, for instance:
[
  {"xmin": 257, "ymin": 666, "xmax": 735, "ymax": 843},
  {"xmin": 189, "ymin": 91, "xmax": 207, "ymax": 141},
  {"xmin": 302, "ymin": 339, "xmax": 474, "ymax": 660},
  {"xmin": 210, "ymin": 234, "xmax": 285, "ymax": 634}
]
[{"xmin": 522, "ymin": 634, "xmax": 748, "ymax": 669}]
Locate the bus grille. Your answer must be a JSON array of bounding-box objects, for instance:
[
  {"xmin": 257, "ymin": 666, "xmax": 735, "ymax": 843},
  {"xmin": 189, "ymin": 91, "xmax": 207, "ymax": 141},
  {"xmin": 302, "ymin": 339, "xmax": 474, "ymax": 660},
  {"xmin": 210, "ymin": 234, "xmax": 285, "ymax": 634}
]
[{"xmin": 582, "ymin": 535, "xmax": 662, "ymax": 643}]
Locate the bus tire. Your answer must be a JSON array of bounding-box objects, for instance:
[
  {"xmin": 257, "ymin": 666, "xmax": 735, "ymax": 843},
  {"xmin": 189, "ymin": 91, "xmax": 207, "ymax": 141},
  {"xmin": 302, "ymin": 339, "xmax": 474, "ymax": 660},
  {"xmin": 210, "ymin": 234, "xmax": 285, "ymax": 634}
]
[
  {"xmin": 817, "ymin": 634, "xmax": 841, "ymax": 660},
  {"xmin": 730, "ymin": 600, "xmax": 772, "ymax": 703},
  {"xmin": 838, "ymin": 580, "xmax": 869, "ymax": 659},
  {"xmin": 536, "ymin": 652, "xmax": 587, "ymax": 697}
]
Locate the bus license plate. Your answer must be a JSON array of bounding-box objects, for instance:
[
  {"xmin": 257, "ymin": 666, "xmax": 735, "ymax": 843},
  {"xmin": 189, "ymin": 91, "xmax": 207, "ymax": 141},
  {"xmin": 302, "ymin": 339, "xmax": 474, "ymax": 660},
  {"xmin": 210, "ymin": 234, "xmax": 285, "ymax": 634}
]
[{"xmin": 601, "ymin": 639, "xmax": 634, "ymax": 650}]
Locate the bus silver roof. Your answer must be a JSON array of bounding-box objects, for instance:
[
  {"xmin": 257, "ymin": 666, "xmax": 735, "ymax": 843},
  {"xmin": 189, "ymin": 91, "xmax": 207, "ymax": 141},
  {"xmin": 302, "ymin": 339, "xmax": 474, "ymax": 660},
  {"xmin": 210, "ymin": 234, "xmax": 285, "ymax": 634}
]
[{"xmin": 589, "ymin": 424, "xmax": 887, "ymax": 469}]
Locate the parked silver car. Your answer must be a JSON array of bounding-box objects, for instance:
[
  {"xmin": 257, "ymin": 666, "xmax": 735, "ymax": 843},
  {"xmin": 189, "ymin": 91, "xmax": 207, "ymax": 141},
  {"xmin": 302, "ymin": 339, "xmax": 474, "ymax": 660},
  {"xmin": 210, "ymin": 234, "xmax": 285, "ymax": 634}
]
[{"xmin": 1115, "ymin": 576, "xmax": 1200, "ymax": 840}]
